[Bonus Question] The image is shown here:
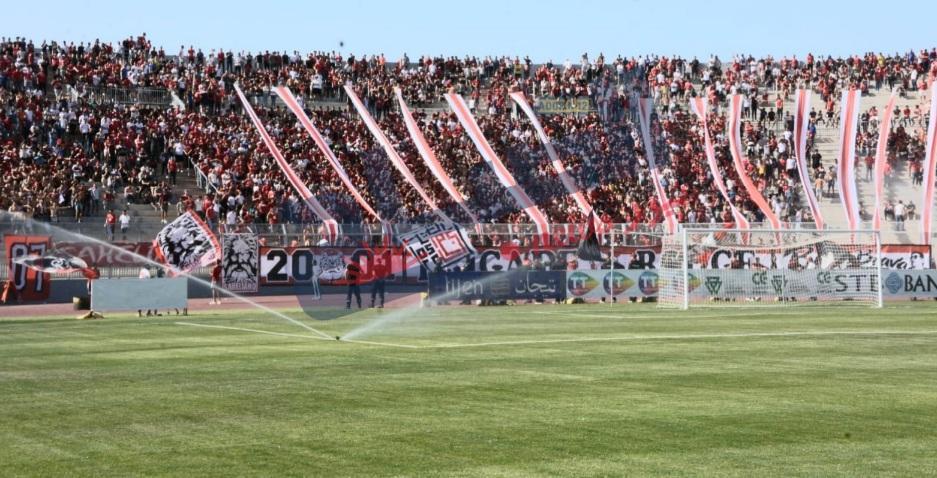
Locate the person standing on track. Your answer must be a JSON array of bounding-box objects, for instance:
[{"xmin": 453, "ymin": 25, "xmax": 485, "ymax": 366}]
[
  {"xmin": 345, "ymin": 260, "xmax": 362, "ymax": 309},
  {"xmin": 370, "ymin": 251, "xmax": 388, "ymax": 308},
  {"xmin": 210, "ymin": 260, "xmax": 223, "ymax": 305}
]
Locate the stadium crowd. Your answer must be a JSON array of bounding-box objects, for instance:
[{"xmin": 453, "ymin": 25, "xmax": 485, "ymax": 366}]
[{"xmin": 2, "ymin": 33, "xmax": 935, "ymax": 245}]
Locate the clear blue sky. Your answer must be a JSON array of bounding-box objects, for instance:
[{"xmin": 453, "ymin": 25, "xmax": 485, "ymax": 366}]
[{"xmin": 6, "ymin": 0, "xmax": 935, "ymax": 63}]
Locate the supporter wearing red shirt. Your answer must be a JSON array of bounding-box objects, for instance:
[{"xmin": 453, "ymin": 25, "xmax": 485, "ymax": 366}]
[
  {"xmin": 210, "ymin": 261, "xmax": 222, "ymax": 305},
  {"xmin": 104, "ymin": 210, "xmax": 117, "ymax": 241}
]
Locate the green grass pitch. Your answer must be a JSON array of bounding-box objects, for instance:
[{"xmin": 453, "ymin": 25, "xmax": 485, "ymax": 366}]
[{"xmin": 2, "ymin": 303, "xmax": 937, "ymax": 477}]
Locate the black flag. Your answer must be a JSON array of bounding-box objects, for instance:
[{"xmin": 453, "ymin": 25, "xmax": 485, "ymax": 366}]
[{"xmin": 576, "ymin": 212, "xmax": 604, "ymax": 262}]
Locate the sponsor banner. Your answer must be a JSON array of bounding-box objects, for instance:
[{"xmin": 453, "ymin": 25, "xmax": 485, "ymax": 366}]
[
  {"xmin": 687, "ymin": 270, "xmax": 880, "ymax": 300},
  {"xmin": 222, "ymin": 233, "xmax": 259, "ymax": 293},
  {"xmin": 4, "ymin": 235, "xmax": 52, "ymax": 302},
  {"xmin": 55, "ymin": 242, "xmax": 157, "ymax": 267},
  {"xmin": 91, "ymin": 277, "xmax": 187, "ymax": 311},
  {"xmin": 428, "ymin": 271, "xmax": 566, "ymax": 302},
  {"xmin": 882, "ymin": 270, "xmax": 937, "ymax": 298},
  {"xmin": 566, "ymin": 270, "xmax": 661, "ymax": 299}
]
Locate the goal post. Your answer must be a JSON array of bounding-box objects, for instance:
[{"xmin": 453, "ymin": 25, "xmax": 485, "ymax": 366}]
[{"xmin": 657, "ymin": 228, "xmax": 884, "ymax": 309}]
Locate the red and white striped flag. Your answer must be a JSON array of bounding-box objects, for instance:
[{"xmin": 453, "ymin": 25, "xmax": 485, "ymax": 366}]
[
  {"xmin": 233, "ymin": 83, "xmax": 339, "ymax": 243},
  {"xmin": 725, "ymin": 95, "xmax": 779, "ymax": 229},
  {"xmin": 920, "ymin": 81, "xmax": 937, "ymax": 244},
  {"xmin": 838, "ymin": 89, "xmax": 863, "ymax": 230},
  {"xmin": 445, "ymin": 93, "xmax": 551, "ymax": 245},
  {"xmin": 637, "ymin": 98, "xmax": 679, "ymax": 234},
  {"xmin": 344, "ymin": 85, "xmax": 453, "ymax": 224},
  {"xmin": 873, "ymin": 93, "xmax": 898, "ymax": 231},
  {"xmin": 793, "ymin": 89, "xmax": 824, "ymax": 230},
  {"xmin": 508, "ymin": 91, "xmax": 593, "ymax": 217},
  {"xmin": 273, "ymin": 87, "xmax": 386, "ymax": 229},
  {"xmin": 688, "ymin": 97, "xmax": 750, "ymax": 230},
  {"xmin": 394, "ymin": 88, "xmax": 482, "ymax": 235}
]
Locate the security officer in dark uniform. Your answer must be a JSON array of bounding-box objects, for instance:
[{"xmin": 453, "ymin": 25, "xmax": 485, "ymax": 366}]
[{"xmin": 345, "ymin": 260, "xmax": 362, "ymax": 309}]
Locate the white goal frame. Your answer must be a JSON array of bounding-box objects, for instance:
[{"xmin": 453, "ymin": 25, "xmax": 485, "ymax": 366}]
[{"xmin": 658, "ymin": 228, "xmax": 884, "ymax": 310}]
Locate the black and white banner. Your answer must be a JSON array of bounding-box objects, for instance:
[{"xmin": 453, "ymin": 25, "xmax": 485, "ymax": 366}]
[
  {"xmin": 222, "ymin": 233, "xmax": 259, "ymax": 293},
  {"xmin": 400, "ymin": 223, "xmax": 476, "ymax": 270},
  {"xmin": 153, "ymin": 211, "xmax": 221, "ymax": 276},
  {"xmin": 11, "ymin": 248, "xmax": 89, "ymax": 274}
]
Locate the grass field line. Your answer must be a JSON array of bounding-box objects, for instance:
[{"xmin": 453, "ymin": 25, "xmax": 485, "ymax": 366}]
[
  {"xmin": 172, "ymin": 321, "xmax": 937, "ymax": 349},
  {"xmin": 338, "ymin": 339, "xmax": 422, "ymax": 348},
  {"xmin": 531, "ymin": 309, "xmax": 854, "ymax": 319},
  {"xmin": 174, "ymin": 322, "xmax": 335, "ymax": 341},
  {"xmin": 427, "ymin": 329, "xmax": 937, "ymax": 349}
]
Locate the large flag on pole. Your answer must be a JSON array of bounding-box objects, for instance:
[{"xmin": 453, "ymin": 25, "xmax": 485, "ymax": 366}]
[
  {"xmin": 232, "ymin": 83, "xmax": 339, "ymax": 243},
  {"xmin": 508, "ymin": 91, "xmax": 593, "ymax": 217},
  {"xmin": 445, "ymin": 93, "xmax": 551, "ymax": 244},
  {"xmin": 873, "ymin": 92, "xmax": 898, "ymax": 231},
  {"xmin": 399, "ymin": 222, "xmax": 476, "ymax": 271},
  {"xmin": 12, "ymin": 249, "xmax": 88, "ymax": 274},
  {"xmin": 393, "ymin": 87, "xmax": 482, "ymax": 235},
  {"xmin": 921, "ymin": 81, "xmax": 937, "ymax": 244},
  {"xmin": 838, "ymin": 89, "xmax": 863, "ymax": 230},
  {"xmin": 273, "ymin": 86, "xmax": 387, "ymax": 228},
  {"xmin": 725, "ymin": 95, "xmax": 780, "ymax": 229},
  {"xmin": 576, "ymin": 210, "xmax": 604, "ymax": 262},
  {"xmin": 793, "ymin": 89, "xmax": 824, "ymax": 230},
  {"xmin": 153, "ymin": 211, "xmax": 221, "ymax": 276},
  {"xmin": 344, "ymin": 85, "xmax": 453, "ymax": 224},
  {"xmin": 637, "ymin": 98, "xmax": 678, "ymax": 234}
]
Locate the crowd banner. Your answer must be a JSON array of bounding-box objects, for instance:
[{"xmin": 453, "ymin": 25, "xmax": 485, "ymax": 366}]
[
  {"xmin": 344, "ymin": 85, "xmax": 453, "ymax": 224},
  {"xmin": 233, "ymin": 83, "xmax": 339, "ymax": 243},
  {"xmin": 637, "ymin": 98, "xmax": 678, "ymax": 234},
  {"xmin": 726, "ymin": 95, "xmax": 779, "ymax": 230},
  {"xmin": 4, "ymin": 235, "xmax": 52, "ymax": 302},
  {"xmin": 221, "ymin": 233, "xmax": 259, "ymax": 293},
  {"xmin": 428, "ymin": 270, "xmax": 566, "ymax": 302},
  {"xmin": 874, "ymin": 92, "xmax": 898, "ymax": 231},
  {"xmin": 509, "ymin": 91, "xmax": 594, "ymax": 217},
  {"xmin": 838, "ymin": 89, "xmax": 863, "ymax": 230},
  {"xmin": 394, "ymin": 88, "xmax": 482, "ymax": 235},
  {"xmin": 793, "ymin": 89, "xmax": 824, "ymax": 230},
  {"xmin": 688, "ymin": 97, "xmax": 750, "ymax": 230},
  {"xmin": 920, "ymin": 81, "xmax": 937, "ymax": 244},
  {"xmin": 445, "ymin": 93, "xmax": 551, "ymax": 244},
  {"xmin": 273, "ymin": 86, "xmax": 388, "ymax": 230},
  {"xmin": 54, "ymin": 242, "xmax": 156, "ymax": 267},
  {"xmin": 153, "ymin": 211, "xmax": 221, "ymax": 276},
  {"xmin": 399, "ymin": 223, "xmax": 476, "ymax": 271},
  {"xmin": 91, "ymin": 277, "xmax": 187, "ymax": 311}
]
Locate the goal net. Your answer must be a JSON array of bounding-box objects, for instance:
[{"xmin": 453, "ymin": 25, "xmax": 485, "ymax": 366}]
[{"xmin": 657, "ymin": 229, "xmax": 883, "ymax": 308}]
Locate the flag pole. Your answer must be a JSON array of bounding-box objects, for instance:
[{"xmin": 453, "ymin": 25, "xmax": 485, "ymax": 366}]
[{"xmin": 609, "ymin": 224, "xmax": 614, "ymax": 307}]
